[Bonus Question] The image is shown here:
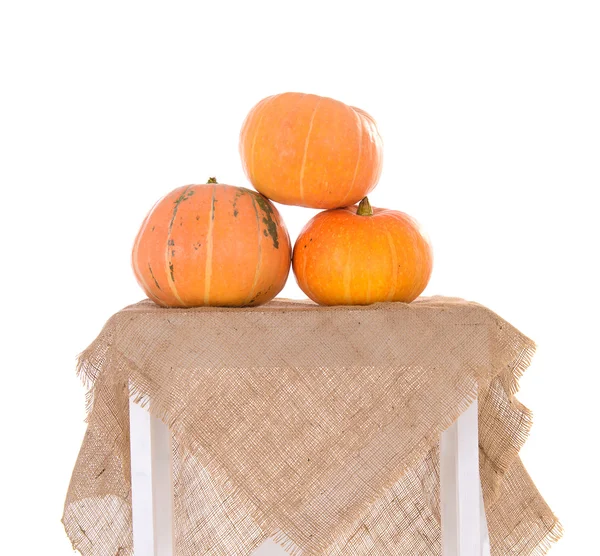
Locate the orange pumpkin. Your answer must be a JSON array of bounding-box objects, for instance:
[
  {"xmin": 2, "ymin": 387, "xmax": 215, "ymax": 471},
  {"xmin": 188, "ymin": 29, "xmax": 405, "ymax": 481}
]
[
  {"xmin": 132, "ymin": 178, "xmax": 291, "ymax": 307},
  {"xmin": 292, "ymin": 197, "xmax": 433, "ymax": 305},
  {"xmin": 239, "ymin": 92, "xmax": 383, "ymax": 209}
]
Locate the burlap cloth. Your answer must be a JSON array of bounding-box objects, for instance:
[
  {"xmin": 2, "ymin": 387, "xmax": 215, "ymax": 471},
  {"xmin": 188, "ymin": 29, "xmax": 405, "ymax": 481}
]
[{"xmin": 62, "ymin": 296, "xmax": 562, "ymax": 555}]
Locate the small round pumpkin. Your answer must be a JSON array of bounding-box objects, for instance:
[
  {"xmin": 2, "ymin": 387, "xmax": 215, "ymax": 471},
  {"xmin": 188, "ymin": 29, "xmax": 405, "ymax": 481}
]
[
  {"xmin": 132, "ymin": 178, "xmax": 291, "ymax": 307},
  {"xmin": 292, "ymin": 197, "xmax": 433, "ymax": 305},
  {"xmin": 239, "ymin": 92, "xmax": 383, "ymax": 209}
]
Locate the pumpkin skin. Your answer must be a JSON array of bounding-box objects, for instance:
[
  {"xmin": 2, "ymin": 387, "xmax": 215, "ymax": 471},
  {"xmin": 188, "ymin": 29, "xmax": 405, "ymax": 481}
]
[
  {"xmin": 239, "ymin": 92, "xmax": 383, "ymax": 209},
  {"xmin": 292, "ymin": 198, "xmax": 433, "ymax": 305},
  {"xmin": 132, "ymin": 180, "xmax": 291, "ymax": 307}
]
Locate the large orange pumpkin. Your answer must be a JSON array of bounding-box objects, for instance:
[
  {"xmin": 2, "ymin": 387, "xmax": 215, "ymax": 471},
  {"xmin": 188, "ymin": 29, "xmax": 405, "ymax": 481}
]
[
  {"xmin": 132, "ymin": 178, "xmax": 291, "ymax": 307},
  {"xmin": 292, "ymin": 197, "xmax": 433, "ymax": 305},
  {"xmin": 239, "ymin": 92, "xmax": 383, "ymax": 209}
]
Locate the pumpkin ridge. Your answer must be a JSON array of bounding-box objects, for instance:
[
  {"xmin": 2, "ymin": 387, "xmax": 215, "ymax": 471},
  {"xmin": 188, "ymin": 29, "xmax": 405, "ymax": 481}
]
[
  {"xmin": 165, "ymin": 187, "xmax": 189, "ymax": 306},
  {"xmin": 132, "ymin": 195, "xmax": 169, "ymax": 305},
  {"xmin": 168, "ymin": 185, "xmax": 193, "ymax": 233},
  {"xmin": 252, "ymin": 192, "xmax": 280, "ymax": 249},
  {"xmin": 340, "ymin": 106, "xmax": 364, "ymax": 206},
  {"xmin": 131, "ymin": 240, "xmax": 153, "ymax": 300},
  {"xmin": 300, "ymin": 239, "xmax": 318, "ymax": 303},
  {"xmin": 243, "ymin": 195, "xmax": 264, "ymax": 305},
  {"xmin": 299, "ymin": 97, "xmax": 322, "ymax": 205},
  {"xmin": 249, "ymin": 97, "xmax": 273, "ymax": 186},
  {"xmin": 387, "ymin": 211, "xmax": 431, "ymax": 302},
  {"xmin": 343, "ymin": 240, "xmax": 353, "ymax": 303},
  {"xmin": 232, "ymin": 188, "xmax": 245, "ymax": 217},
  {"xmin": 134, "ymin": 254, "xmax": 163, "ymax": 305},
  {"xmin": 385, "ymin": 231, "xmax": 399, "ymax": 301},
  {"xmin": 203, "ymin": 183, "xmax": 217, "ymax": 304},
  {"xmin": 148, "ymin": 263, "xmax": 162, "ymax": 291}
]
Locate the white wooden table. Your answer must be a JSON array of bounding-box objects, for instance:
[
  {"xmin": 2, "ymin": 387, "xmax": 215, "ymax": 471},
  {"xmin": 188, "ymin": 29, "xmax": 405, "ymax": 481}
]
[{"xmin": 129, "ymin": 395, "xmax": 491, "ymax": 555}]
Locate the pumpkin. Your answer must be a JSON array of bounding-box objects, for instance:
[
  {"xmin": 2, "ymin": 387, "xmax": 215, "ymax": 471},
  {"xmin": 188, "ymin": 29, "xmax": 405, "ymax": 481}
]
[
  {"xmin": 239, "ymin": 92, "xmax": 383, "ymax": 209},
  {"xmin": 292, "ymin": 197, "xmax": 433, "ymax": 305},
  {"xmin": 132, "ymin": 178, "xmax": 291, "ymax": 307}
]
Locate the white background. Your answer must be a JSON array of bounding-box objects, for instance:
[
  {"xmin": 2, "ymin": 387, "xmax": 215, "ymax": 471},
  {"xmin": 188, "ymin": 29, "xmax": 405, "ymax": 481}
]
[{"xmin": 1, "ymin": 1, "xmax": 598, "ymax": 554}]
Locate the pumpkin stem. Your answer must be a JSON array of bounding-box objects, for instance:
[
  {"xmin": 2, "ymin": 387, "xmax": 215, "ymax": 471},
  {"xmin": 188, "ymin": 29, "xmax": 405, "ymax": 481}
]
[
  {"xmin": 207, "ymin": 177, "xmax": 218, "ymax": 184},
  {"xmin": 356, "ymin": 196, "xmax": 373, "ymax": 216}
]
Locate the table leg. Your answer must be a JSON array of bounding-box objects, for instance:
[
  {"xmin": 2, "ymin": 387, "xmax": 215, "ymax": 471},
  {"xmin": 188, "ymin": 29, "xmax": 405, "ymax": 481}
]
[
  {"xmin": 440, "ymin": 397, "xmax": 491, "ymax": 556},
  {"xmin": 129, "ymin": 397, "xmax": 175, "ymax": 556}
]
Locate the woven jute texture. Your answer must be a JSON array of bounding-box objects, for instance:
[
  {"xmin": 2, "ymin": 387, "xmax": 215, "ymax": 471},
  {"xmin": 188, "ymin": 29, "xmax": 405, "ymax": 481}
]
[{"xmin": 62, "ymin": 296, "xmax": 562, "ymax": 555}]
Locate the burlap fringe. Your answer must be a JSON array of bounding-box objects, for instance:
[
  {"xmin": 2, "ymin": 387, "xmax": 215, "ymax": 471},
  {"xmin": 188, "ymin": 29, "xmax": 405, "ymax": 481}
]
[
  {"xmin": 505, "ymin": 341, "xmax": 537, "ymax": 397},
  {"xmin": 271, "ymin": 530, "xmax": 304, "ymax": 556},
  {"xmin": 531, "ymin": 520, "xmax": 564, "ymax": 556}
]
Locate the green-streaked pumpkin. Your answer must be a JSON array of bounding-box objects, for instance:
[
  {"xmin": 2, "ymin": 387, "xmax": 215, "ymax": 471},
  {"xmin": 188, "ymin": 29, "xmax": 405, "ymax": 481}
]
[{"xmin": 132, "ymin": 178, "xmax": 291, "ymax": 307}]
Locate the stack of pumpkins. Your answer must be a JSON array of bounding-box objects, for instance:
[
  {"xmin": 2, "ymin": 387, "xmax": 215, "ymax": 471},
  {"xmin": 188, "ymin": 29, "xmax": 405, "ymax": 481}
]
[{"xmin": 132, "ymin": 92, "xmax": 433, "ymax": 308}]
